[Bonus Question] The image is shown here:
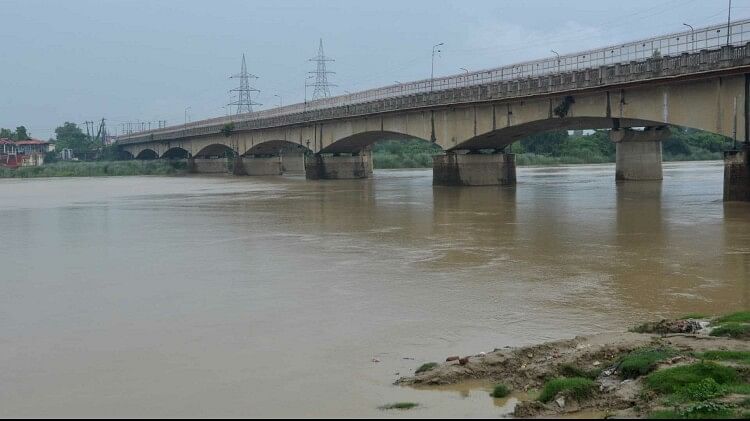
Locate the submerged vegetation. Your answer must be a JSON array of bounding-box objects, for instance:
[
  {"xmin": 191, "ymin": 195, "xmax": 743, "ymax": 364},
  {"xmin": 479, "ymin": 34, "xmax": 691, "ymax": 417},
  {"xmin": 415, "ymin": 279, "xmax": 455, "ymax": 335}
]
[
  {"xmin": 378, "ymin": 402, "xmax": 419, "ymax": 410},
  {"xmin": 490, "ymin": 384, "xmax": 511, "ymax": 398}
]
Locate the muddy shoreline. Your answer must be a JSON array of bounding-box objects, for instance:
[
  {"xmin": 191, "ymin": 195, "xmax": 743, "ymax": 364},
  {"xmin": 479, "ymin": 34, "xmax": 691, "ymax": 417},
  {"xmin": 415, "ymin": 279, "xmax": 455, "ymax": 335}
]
[{"xmin": 395, "ymin": 315, "xmax": 750, "ymax": 418}]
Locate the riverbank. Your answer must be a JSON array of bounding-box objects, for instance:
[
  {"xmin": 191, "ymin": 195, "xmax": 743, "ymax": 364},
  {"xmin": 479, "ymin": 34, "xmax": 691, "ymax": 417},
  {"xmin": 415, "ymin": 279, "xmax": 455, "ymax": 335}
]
[
  {"xmin": 396, "ymin": 313, "xmax": 750, "ymax": 419},
  {"xmin": 0, "ymin": 160, "xmax": 189, "ymax": 178}
]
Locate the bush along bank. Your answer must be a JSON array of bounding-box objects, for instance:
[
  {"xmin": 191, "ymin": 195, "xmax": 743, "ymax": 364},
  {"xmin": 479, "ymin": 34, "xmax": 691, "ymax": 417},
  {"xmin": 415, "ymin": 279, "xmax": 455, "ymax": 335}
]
[
  {"xmin": 0, "ymin": 160, "xmax": 189, "ymax": 178},
  {"xmin": 397, "ymin": 312, "xmax": 750, "ymax": 419}
]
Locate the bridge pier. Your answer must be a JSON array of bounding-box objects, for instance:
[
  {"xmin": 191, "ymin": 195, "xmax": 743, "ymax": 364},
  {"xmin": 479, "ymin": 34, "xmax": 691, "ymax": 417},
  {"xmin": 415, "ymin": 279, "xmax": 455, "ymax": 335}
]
[
  {"xmin": 191, "ymin": 158, "xmax": 231, "ymax": 174},
  {"xmin": 304, "ymin": 150, "xmax": 373, "ymax": 180},
  {"xmin": 612, "ymin": 127, "xmax": 668, "ymax": 181},
  {"xmin": 241, "ymin": 156, "xmax": 283, "ymax": 176},
  {"xmin": 724, "ymin": 145, "xmax": 750, "ymax": 201},
  {"xmin": 433, "ymin": 152, "xmax": 516, "ymax": 186}
]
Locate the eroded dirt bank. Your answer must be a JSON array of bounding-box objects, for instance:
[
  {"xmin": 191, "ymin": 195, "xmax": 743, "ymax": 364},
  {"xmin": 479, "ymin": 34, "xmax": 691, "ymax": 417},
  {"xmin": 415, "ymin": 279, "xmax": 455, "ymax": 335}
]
[{"xmin": 396, "ymin": 314, "xmax": 750, "ymax": 418}]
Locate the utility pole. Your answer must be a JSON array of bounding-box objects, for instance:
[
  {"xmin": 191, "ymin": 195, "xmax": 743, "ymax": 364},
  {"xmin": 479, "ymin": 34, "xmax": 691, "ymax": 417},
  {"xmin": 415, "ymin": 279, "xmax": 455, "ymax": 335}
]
[
  {"xmin": 308, "ymin": 39, "xmax": 336, "ymax": 100},
  {"xmin": 228, "ymin": 54, "xmax": 261, "ymax": 114}
]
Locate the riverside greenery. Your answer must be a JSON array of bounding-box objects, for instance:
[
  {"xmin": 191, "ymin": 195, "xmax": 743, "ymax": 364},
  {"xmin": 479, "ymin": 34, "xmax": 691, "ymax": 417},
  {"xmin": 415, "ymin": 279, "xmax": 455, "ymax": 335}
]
[
  {"xmin": 372, "ymin": 127, "xmax": 732, "ymax": 169},
  {"xmin": 0, "ymin": 160, "xmax": 188, "ymax": 178}
]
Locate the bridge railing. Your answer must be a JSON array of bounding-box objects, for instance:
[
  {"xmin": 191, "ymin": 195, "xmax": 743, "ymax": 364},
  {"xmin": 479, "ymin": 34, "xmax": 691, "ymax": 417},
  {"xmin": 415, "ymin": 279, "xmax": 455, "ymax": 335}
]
[{"xmin": 119, "ymin": 18, "xmax": 750, "ymax": 142}]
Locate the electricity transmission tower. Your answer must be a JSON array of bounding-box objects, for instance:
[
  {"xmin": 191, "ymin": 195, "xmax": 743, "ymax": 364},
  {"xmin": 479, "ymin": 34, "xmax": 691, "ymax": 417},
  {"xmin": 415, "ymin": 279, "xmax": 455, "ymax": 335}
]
[
  {"xmin": 228, "ymin": 54, "xmax": 261, "ymax": 114},
  {"xmin": 308, "ymin": 39, "xmax": 336, "ymax": 100}
]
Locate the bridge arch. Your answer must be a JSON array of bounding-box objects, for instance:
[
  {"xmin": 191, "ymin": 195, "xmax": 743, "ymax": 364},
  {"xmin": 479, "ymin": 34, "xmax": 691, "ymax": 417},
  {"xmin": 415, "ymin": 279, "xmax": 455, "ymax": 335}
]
[
  {"xmin": 135, "ymin": 149, "xmax": 159, "ymax": 160},
  {"xmin": 194, "ymin": 143, "xmax": 238, "ymax": 159},
  {"xmin": 242, "ymin": 139, "xmax": 312, "ymax": 157},
  {"xmin": 118, "ymin": 150, "xmax": 134, "ymax": 160},
  {"xmin": 320, "ymin": 131, "xmax": 436, "ymax": 155},
  {"xmin": 161, "ymin": 147, "xmax": 191, "ymax": 160}
]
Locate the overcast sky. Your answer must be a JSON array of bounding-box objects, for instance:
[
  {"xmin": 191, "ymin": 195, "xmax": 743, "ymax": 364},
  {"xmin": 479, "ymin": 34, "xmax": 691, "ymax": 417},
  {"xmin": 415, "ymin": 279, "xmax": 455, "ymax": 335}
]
[{"xmin": 1, "ymin": 0, "xmax": 747, "ymax": 140}]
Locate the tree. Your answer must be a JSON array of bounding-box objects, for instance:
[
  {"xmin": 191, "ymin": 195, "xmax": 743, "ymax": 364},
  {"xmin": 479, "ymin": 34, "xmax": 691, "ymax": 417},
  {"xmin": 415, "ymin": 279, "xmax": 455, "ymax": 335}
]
[
  {"xmin": 54, "ymin": 122, "xmax": 93, "ymax": 154},
  {"xmin": 519, "ymin": 130, "xmax": 569, "ymax": 156},
  {"xmin": 14, "ymin": 126, "xmax": 29, "ymax": 140},
  {"xmin": 0, "ymin": 128, "xmax": 13, "ymax": 139}
]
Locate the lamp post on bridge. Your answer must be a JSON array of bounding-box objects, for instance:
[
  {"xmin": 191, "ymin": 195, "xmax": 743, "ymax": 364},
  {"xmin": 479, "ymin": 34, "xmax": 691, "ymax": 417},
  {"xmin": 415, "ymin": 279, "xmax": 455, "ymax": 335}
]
[
  {"xmin": 683, "ymin": 23, "xmax": 695, "ymax": 52},
  {"xmin": 460, "ymin": 67, "xmax": 469, "ymax": 87},
  {"xmin": 431, "ymin": 42, "xmax": 444, "ymax": 92},
  {"xmin": 551, "ymin": 50, "xmax": 561, "ymax": 74},
  {"xmin": 274, "ymin": 94, "xmax": 282, "ymax": 108},
  {"xmin": 184, "ymin": 106, "xmax": 191, "ymax": 136}
]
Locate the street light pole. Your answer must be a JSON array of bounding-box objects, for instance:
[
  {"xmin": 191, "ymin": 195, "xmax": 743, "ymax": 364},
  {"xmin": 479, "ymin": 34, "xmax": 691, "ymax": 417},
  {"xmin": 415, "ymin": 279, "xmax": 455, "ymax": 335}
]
[
  {"xmin": 274, "ymin": 94, "xmax": 282, "ymax": 108},
  {"xmin": 683, "ymin": 23, "xmax": 695, "ymax": 51},
  {"xmin": 551, "ymin": 50, "xmax": 561, "ymax": 73},
  {"xmin": 431, "ymin": 42, "xmax": 444, "ymax": 92}
]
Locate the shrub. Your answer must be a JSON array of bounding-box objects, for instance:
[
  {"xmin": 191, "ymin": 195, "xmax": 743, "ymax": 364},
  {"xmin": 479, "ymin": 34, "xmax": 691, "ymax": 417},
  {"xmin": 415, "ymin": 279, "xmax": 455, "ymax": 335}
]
[
  {"xmin": 538, "ymin": 377, "xmax": 595, "ymax": 403},
  {"xmin": 415, "ymin": 362, "xmax": 438, "ymax": 374},
  {"xmin": 490, "ymin": 384, "xmax": 510, "ymax": 398},
  {"xmin": 677, "ymin": 378, "xmax": 728, "ymax": 401}
]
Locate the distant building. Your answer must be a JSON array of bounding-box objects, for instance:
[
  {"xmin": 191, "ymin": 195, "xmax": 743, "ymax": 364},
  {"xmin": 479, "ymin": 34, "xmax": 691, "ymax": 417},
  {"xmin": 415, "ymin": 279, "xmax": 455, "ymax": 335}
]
[
  {"xmin": 0, "ymin": 139, "xmax": 19, "ymax": 168},
  {"xmin": 15, "ymin": 139, "xmax": 51, "ymax": 155},
  {"xmin": 59, "ymin": 148, "xmax": 74, "ymax": 161},
  {"xmin": 14, "ymin": 139, "xmax": 50, "ymax": 167}
]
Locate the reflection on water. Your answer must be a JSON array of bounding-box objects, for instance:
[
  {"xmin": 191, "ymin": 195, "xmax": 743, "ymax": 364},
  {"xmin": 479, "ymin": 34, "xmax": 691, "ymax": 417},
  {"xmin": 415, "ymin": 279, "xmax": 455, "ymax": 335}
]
[{"xmin": 0, "ymin": 161, "xmax": 749, "ymax": 417}]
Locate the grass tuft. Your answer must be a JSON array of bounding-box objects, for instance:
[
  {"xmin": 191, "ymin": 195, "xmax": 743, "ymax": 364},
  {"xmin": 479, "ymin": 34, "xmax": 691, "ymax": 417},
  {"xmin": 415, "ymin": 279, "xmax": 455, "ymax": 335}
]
[
  {"xmin": 559, "ymin": 363, "xmax": 602, "ymax": 380},
  {"xmin": 716, "ymin": 311, "xmax": 750, "ymax": 324},
  {"xmin": 698, "ymin": 350, "xmax": 750, "ymax": 364},
  {"xmin": 646, "ymin": 362, "xmax": 739, "ymax": 395},
  {"xmin": 618, "ymin": 347, "xmax": 676, "ymax": 379},
  {"xmin": 710, "ymin": 322, "xmax": 750, "ymax": 339},
  {"xmin": 378, "ymin": 402, "xmax": 418, "ymax": 410},
  {"xmin": 490, "ymin": 384, "xmax": 510, "ymax": 398},
  {"xmin": 537, "ymin": 377, "xmax": 595, "ymax": 403},
  {"xmin": 415, "ymin": 362, "xmax": 438, "ymax": 374}
]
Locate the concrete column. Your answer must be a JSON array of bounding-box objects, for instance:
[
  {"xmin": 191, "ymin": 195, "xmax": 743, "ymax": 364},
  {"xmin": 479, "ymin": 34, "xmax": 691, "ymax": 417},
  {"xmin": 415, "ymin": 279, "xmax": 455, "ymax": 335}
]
[
  {"xmin": 612, "ymin": 127, "xmax": 669, "ymax": 181},
  {"xmin": 242, "ymin": 156, "xmax": 283, "ymax": 176},
  {"xmin": 433, "ymin": 152, "xmax": 516, "ymax": 186},
  {"xmin": 305, "ymin": 151, "xmax": 373, "ymax": 180},
  {"xmin": 724, "ymin": 145, "xmax": 750, "ymax": 201}
]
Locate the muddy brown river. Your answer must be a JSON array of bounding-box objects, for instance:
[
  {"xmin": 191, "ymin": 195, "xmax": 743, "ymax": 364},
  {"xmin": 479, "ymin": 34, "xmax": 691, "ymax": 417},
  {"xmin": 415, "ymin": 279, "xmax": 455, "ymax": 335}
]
[{"xmin": 1, "ymin": 161, "xmax": 749, "ymax": 417}]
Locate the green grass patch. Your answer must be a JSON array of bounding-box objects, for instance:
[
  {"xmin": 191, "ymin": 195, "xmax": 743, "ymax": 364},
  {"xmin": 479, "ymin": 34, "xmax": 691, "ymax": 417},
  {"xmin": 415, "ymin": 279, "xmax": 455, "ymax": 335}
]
[
  {"xmin": 681, "ymin": 313, "xmax": 709, "ymax": 319},
  {"xmin": 698, "ymin": 350, "xmax": 750, "ymax": 364},
  {"xmin": 490, "ymin": 384, "xmax": 510, "ymax": 398},
  {"xmin": 558, "ymin": 363, "xmax": 601, "ymax": 380},
  {"xmin": 537, "ymin": 377, "xmax": 595, "ymax": 403},
  {"xmin": 415, "ymin": 362, "xmax": 438, "ymax": 374},
  {"xmin": 717, "ymin": 312, "xmax": 750, "ymax": 324},
  {"xmin": 727, "ymin": 383, "xmax": 750, "ymax": 395},
  {"xmin": 649, "ymin": 401, "xmax": 736, "ymax": 419},
  {"xmin": 646, "ymin": 362, "xmax": 739, "ymax": 395},
  {"xmin": 378, "ymin": 402, "xmax": 418, "ymax": 410},
  {"xmin": 710, "ymin": 322, "xmax": 750, "ymax": 339},
  {"xmin": 618, "ymin": 347, "xmax": 676, "ymax": 379},
  {"xmin": 677, "ymin": 378, "xmax": 728, "ymax": 401}
]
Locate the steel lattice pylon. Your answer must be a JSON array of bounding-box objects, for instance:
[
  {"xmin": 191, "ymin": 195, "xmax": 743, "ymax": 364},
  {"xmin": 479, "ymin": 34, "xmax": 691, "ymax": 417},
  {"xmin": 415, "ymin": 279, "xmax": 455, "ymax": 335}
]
[
  {"xmin": 308, "ymin": 39, "xmax": 336, "ymax": 100},
  {"xmin": 228, "ymin": 54, "xmax": 261, "ymax": 114}
]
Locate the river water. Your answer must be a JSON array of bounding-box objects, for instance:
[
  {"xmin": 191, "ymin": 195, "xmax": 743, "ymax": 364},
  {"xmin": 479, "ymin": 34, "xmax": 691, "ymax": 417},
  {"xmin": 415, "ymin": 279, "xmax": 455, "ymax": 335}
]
[{"xmin": 1, "ymin": 161, "xmax": 749, "ymax": 417}]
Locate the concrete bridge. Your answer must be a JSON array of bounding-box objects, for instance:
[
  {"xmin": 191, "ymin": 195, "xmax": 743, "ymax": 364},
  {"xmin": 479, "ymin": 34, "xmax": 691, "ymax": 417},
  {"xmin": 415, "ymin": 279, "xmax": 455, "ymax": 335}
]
[{"xmin": 118, "ymin": 20, "xmax": 750, "ymax": 201}]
